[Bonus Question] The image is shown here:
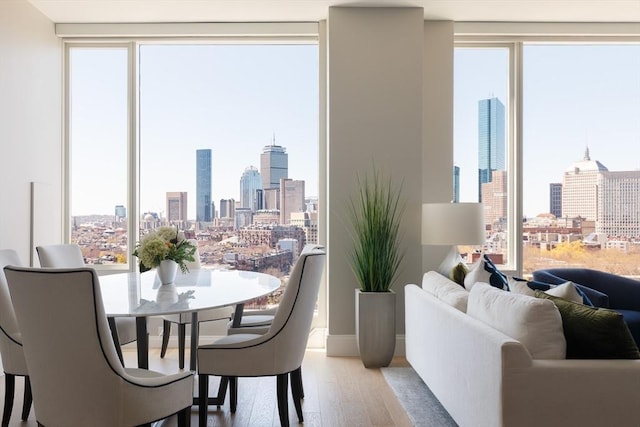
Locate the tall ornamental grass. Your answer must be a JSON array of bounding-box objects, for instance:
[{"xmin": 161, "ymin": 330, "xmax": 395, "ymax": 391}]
[{"xmin": 349, "ymin": 169, "xmax": 406, "ymax": 292}]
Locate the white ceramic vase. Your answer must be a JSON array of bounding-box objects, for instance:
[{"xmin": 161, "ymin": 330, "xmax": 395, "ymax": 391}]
[{"xmin": 157, "ymin": 259, "xmax": 178, "ymax": 285}]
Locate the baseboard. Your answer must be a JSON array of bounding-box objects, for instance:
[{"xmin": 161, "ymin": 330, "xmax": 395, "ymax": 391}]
[{"xmin": 326, "ymin": 334, "xmax": 405, "ymax": 357}]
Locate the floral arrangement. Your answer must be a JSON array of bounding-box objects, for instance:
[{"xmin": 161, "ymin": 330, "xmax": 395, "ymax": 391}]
[{"xmin": 133, "ymin": 226, "xmax": 196, "ymax": 273}]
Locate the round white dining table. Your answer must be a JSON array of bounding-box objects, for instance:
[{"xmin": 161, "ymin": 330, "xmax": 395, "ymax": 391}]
[{"xmin": 98, "ymin": 268, "xmax": 281, "ymax": 370}]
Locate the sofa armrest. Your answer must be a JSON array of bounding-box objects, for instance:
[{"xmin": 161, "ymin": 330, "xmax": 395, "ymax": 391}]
[
  {"xmin": 503, "ymin": 359, "xmax": 640, "ymax": 427},
  {"xmin": 405, "ymin": 283, "xmax": 531, "ymax": 427}
]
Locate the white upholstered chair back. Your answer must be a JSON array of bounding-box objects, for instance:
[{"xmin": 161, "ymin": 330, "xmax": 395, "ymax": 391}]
[
  {"xmin": 265, "ymin": 247, "xmax": 325, "ymax": 371},
  {"xmin": 36, "ymin": 243, "xmax": 84, "ymax": 268},
  {"xmin": 0, "ymin": 249, "xmax": 27, "ymax": 374},
  {"xmin": 198, "ymin": 247, "xmax": 325, "ymax": 377},
  {"xmin": 4, "ymin": 266, "xmax": 193, "ymax": 426}
]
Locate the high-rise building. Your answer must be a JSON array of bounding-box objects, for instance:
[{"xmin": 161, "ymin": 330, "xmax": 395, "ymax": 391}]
[
  {"xmin": 481, "ymin": 170, "xmax": 507, "ymax": 230},
  {"xmin": 562, "ymin": 148, "xmax": 607, "ymax": 222},
  {"xmin": 166, "ymin": 192, "xmax": 187, "ymax": 225},
  {"xmin": 196, "ymin": 149, "xmax": 212, "ymax": 222},
  {"xmin": 478, "ymin": 97, "xmax": 505, "ymax": 202},
  {"xmin": 219, "ymin": 198, "xmax": 235, "ymax": 218},
  {"xmin": 280, "ymin": 178, "xmax": 305, "ymax": 225},
  {"xmin": 260, "ymin": 141, "xmax": 288, "ymax": 190},
  {"xmin": 562, "ymin": 148, "xmax": 640, "ymax": 238},
  {"xmin": 114, "ymin": 204, "xmax": 126, "ymax": 220},
  {"xmin": 549, "ymin": 183, "xmax": 562, "ymax": 218},
  {"xmin": 239, "ymin": 166, "xmax": 262, "ymax": 211},
  {"xmin": 453, "ymin": 165, "xmax": 460, "ymax": 203},
  {"xmin": 263, "ymin": 188, "xmax": 280, "ymax": 210}
]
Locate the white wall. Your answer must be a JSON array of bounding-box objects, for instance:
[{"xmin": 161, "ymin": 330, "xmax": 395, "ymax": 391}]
[
  {"xmin": 422, "ymin": 21, "xmax": 456, "ymax": 272},
  {"xmin": 326, "ymin": 7, "xmax": 425, "ymax": 356},
  {"xmin": 0, "ymin": 0, "xmax": 61, "ymax": 373},
  {"xmin": 0, "ymin": 1, "xmax": 62, "ymax": 265}
]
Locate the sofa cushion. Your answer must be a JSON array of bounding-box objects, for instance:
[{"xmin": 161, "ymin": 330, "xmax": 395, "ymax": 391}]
[
  {"xmin": 468, "ymin": 283, "xmax": 566, "ymax": 359},
  {"xmin": 536, "ymin": 292, "xmax": 640, "ymax": 359},
  {"xmin": 509, "ymin": 276, "xmax": 595, "ymax": 306},
  {"xmin": 421, "ymin": 271, "xmax": 469, "ymax": 312},
  {"xmin": 545, "ymin": 281, "xmax": 584, "ymax": 304},
  {"xmin": 464, "ymin": 255, "xmax": 509, "ymax": 291},
  {"xmin": 609, "ymin": 309, "xmax": 640, "ymax": 348}
]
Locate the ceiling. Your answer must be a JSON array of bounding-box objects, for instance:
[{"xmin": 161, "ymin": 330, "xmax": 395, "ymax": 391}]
[{"xmin": 26, "ymin": 0, "xmax": 640, "ymax": 24}]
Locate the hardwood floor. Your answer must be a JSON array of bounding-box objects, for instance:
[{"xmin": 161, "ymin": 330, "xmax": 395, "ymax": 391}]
[{"xmin": 2, "ymin": 348, "xmax": 413, "ymax": 426}]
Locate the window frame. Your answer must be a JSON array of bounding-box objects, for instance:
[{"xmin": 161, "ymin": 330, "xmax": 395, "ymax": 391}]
[
  {"xmin": 454, "ymin": 23, "xmax": 640, "ymax": 276},
  {"xmin": 63, "ymin": 26, "xmax": 325, "ymax": 331}
]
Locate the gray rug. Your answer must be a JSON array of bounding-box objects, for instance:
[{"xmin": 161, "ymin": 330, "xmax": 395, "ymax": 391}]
[{"xmin": 381, "ymin": 367, "xmax": 458, "ymax": 427}]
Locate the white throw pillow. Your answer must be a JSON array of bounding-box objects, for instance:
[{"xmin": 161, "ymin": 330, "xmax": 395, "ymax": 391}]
[
  {"xmin": 508, "ymin": 277, "xmax": 536, "ymax": 297},
  {"xmin": 545, "ymin": 281, "xmax": 583, "ymax": 304},
  {"xmin": 467, "ymin": 283, "xmax": 566, "ymax": 360},
  {"xmin": 435, "ymin": 246, "xmax": 463, "ymax": 277},
  {"xmin": 421, "ymin": 271, "xmax": 469, "ymax": 312},
  {"xmin": 463, "ymin": 257, "xmax": 488, "ymax": 291}
]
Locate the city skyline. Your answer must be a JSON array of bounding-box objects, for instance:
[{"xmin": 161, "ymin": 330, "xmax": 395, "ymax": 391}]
[{"xmin": 454, "ymin": 45, "xmax": 640, "ymax": 218}]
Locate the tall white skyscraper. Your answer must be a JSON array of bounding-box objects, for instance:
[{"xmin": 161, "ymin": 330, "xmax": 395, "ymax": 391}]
[
  {"xmin": 239, "ymin": 166, "xmax": 262, "ymax": 212},
  {"xmin": 562, "ymin": 148, "xmax": 608, "ymax": 222}
]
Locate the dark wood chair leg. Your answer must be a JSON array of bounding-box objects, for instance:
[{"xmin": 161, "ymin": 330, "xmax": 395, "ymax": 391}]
[
  {"xmin": 199, "ymin": 374, "xmax": 209, "ymax": 427},
  {"xmin": 177, "ymin": 405, "xmax": 191, "ymax": 427},
  {"xmin": 160, "ymin": 319, "xmax": 171, "ymax": 358},
  {"xmin": 2, "ymin": 374, "xmax": 15, "ymax": 427},
  {"xmin": 21, "ymin": 375, "xmax": 32, "ymax": 421},
  {"xmin": 229, "ymin": 377, "xmax": 237, "ymax": 413},
  {"xmin": 290, "ymin": 368, "xmax": 304, "ymax": 422},
  {"xmin": 107, "ymin": 317, "xmax": 125, "ymax": 366},
  {"xmin": 276, "ymin": 373, "xmax": 289, "ymax": 427},
  {"xmin": 178, "ymin": 323, "xmax": 186, "ymax": 370},
  {"xmin": 291, "ymin": 366, "xmax": 304, "ymax": 399}
]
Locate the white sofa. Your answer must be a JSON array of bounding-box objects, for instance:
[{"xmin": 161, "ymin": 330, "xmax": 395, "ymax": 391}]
[{"xmin": 405, "ymin": 271, "xmax": 640, "ymax": 427}]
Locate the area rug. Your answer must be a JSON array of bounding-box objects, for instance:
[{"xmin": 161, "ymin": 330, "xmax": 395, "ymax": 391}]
[{"xmin": 381, "ymin": 367, "xmax": 458, "ymax": 426}]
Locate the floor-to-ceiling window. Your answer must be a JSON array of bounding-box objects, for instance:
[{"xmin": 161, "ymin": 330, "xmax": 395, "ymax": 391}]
[
  {"xmin": 455, "ymin": 36, "xmax": 640, "ymax": 276},
  {"xmin": 65, "ymin": 32, "xmax": 320, "ymax": 312}
]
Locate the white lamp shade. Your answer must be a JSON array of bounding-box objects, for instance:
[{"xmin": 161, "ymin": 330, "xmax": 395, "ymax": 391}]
[{"xmin": 422, "ymin": 203, "xmax": 485, "ymax": 245}]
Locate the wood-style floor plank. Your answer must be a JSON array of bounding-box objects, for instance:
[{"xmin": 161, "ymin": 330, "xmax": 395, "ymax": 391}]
[{"xmin": 1, "ymin": 348, "xmax": 412, "ymax": 426}]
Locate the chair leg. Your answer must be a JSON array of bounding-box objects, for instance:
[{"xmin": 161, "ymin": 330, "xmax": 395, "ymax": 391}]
[
  {"xmin": 21, "ymin": 376, "xmax": 32, "ymax": 421},
  {"xmin": 276, "ymin": 373, "xmax": 289, "ymax": 427},
  {"xmin": 229, "ymin": 377, "xmax": 237, "ymax": 413},
  {"xmin": 2, "ymin": 374, "xmax": 15, "ymax": 427},
  {"xmin": 160, "ymin": 320, "xmax": 171, "ymax": 358},
  {"xmin": 290, "ymin": 368, "xmax": 304, "ymax": 422},
  {"xmin": 178, "ymin": 323, "xmax": 186, "ymax": 370},
  {"xmin": 107, "ymin": 317, "xmax": 125, "ymax": 366},
  {"xmin": 291, "ymin": 366, "xmax": 304, "ymax": 399},
  {"xmin": 199, "ymin": 374, "xmax": 209, "ymax": 427},
  {"xmin": 177, "ymin": 405, "xmax": 191, "ymax": 427}
]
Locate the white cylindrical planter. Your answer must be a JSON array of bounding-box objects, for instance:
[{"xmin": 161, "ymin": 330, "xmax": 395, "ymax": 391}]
[
  {"xmin": 355, "ymin": 289, "xmax": 396, "ymax": 368},
  {"xmin": 157, "ymin": 259, "xmax": 178, "ymax": 285}
]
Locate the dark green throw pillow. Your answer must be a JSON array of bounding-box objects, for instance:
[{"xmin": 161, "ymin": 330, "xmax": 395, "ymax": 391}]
[
  {"xmin": 449, "ymin": 262, "xmax": 468, "ymax": 287},
  {"xmin": 535, "ymin": 291, "xmax": 640, "ymax": 359}
]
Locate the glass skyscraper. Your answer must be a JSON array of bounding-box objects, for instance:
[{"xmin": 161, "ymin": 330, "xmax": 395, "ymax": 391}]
[
  {"xmin": 196, "ymin": 149, "xmax": 212, "ymax": 222},
  {"xmin": 240, "ymin": 165, "xmax": 262, "ymax": 211},
  {"xmin": 478, "ymin": 97, "xmax": 505, "ymax": 202}
]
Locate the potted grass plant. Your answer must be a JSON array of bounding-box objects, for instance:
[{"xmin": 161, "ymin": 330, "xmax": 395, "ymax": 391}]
[{"xmin": 348, "ymin": 167, "xmax": 406, "ymax": 368}]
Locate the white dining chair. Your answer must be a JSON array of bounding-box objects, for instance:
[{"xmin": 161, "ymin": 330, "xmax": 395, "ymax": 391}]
[
  {"xmin": 225, "ymin": 244, "xmax": 325, "ymax": 336},
  {"xmin": 36, "ymin": 244, "xmax": 138, "ymax": 365},
  {"xmin": 0, "ymin": 249, "xmax": 32, "ymax": 427},
  {"xmin": 159, "ymin": 241, "xmax": 234, "ymax": 369},
  {"xmin": 197, "ymin": 247, "xmax": 325, "ymax": 427},
  {"xmin": 4, "ymin": 266, "xmax": 194, "ymax": 427}
]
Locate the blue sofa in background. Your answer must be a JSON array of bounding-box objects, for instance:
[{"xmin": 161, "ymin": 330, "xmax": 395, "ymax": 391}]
[{"xmin": 533, "ymin": 268, "xmax": 640, "ymax": 346}]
